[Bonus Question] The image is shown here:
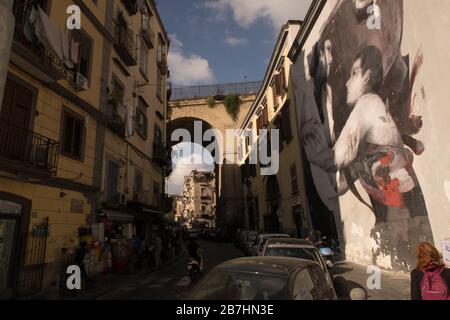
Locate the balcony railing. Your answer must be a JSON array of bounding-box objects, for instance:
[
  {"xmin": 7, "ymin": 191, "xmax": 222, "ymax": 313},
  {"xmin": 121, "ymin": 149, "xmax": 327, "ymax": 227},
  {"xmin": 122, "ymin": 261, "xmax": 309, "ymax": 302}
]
[
  {"xmin": 0, "ymin": 119, "xmax": 59, "ymax": 175},
  {"xmin": 107, "ymin": 97, "xmax": 126, "ymax": 137},
  {"xmin": 113, "ymin": 18, "xmax": 138, "ymax": 66},
  {"xmin": 152, "ymin": 144, "xmax": 170, "ymax": 167},
  {"xmin": 170, "ymin": 81, "xmax": 263, "ymax": 101},
  {"xmin": 12, "ymin": 1, "xmax": 68, "ymax": 82}
]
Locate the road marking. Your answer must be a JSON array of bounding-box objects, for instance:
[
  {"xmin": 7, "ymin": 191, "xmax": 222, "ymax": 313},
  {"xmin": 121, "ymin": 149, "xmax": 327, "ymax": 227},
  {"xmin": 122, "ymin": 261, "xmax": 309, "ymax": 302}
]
[{"xmin": 174, "ymin": 276, "xmax": 191, "ymax": 287}]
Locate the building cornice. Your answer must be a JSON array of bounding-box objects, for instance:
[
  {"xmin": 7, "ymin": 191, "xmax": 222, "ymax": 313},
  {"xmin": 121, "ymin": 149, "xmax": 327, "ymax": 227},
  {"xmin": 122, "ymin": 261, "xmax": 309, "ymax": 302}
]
[
  {"xmin": 73, "ymin": 0, "xmax": 115, "ymax": 43},
  {"xmin": 288, "ymin": 0, "xmax": 327, "ymax": 63}
]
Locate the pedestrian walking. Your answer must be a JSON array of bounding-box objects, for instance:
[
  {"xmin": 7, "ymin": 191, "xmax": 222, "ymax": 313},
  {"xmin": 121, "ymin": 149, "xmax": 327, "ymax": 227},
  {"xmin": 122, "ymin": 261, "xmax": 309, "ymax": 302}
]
[
  {"xmin": 154, "ymin": 234, "xmax": 162, "ymax": 269},
  {"xmin": 411, "ymin": 242, "xmax": 450, "ymax": 300}
]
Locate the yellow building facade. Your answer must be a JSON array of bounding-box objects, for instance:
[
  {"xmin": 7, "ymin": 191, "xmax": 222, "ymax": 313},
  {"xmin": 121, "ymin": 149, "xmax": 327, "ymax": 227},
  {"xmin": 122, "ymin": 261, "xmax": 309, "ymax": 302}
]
[
  {"xmin": 0, "ymin": 0, "xmax": 169, "ymax": 297},
  {"xmin": 238, "ymin": 21, "xmax": 313, "ymax": 237}
]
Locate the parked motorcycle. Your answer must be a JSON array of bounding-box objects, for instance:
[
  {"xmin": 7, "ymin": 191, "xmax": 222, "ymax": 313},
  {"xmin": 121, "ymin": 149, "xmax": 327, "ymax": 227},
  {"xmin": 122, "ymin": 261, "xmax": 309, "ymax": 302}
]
[{"xmin": 319, "ymin": 246, "xmax": 334, "ymax": 269}]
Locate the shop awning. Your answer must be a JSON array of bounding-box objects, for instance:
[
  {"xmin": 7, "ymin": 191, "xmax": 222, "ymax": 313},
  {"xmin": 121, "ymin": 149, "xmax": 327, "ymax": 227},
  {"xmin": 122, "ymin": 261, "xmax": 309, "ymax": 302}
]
[{"xmin": 103, "ymin": 210, "xmax": 134, "ymax": 222}]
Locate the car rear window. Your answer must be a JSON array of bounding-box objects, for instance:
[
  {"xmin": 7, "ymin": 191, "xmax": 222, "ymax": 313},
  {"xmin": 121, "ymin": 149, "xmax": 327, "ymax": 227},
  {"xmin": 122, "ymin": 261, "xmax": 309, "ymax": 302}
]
[
  {"xmin": 190, "ymin": 271, "xmax": 287, "ymax": 300},
  {"xmin": 265, "ymin": 247, "xmax": 323, "ymax": 266}
]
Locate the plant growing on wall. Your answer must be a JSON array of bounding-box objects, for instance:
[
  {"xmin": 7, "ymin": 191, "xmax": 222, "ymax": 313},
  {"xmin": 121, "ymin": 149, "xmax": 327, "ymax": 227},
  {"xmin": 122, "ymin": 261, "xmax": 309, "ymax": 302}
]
[
  {"xmin": 224, "ymin": 94, "xmax": 241, "ymax": 122},
  {"xmin": 208, "ymin": 96, "xmax": 216, "ymax": 108}
]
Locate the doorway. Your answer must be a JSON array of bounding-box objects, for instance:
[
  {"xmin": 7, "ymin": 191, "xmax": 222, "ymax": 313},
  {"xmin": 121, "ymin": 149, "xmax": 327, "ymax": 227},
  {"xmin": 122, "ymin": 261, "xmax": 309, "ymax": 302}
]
[{"xmin": 0, "ymin": 193, "xmax": 31, "ymax": 298}]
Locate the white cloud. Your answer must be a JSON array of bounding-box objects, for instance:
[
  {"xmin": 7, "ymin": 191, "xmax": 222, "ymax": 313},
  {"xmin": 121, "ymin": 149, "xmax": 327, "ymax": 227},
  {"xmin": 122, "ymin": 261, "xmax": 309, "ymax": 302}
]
[
  {"xmin": 168, "ymin": 33, "xmax": 183, "ymax": 49},
  {"xmin": 168, "ymin": 50, "xmax": 215, "ymax": 85},
  {"xmin": 205, "ymin": 0, "xmax": 312, "ymax": 30},
  {"xmin": 167, "ymin": 143, "xmax": 214, "ymax": 195},
  {"xmin": 224, "ymin": 35, "xmax": 248, "ymax": 46}
]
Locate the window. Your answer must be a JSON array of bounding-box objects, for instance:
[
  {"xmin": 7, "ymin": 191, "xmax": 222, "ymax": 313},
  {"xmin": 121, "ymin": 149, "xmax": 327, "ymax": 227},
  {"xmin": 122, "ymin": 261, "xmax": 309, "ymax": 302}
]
[
  {"xmin": 154, "ymin": 125, "xmax": 162, "ymax": 148},
  {"xmin": 156, "ymin": 68, "xmax": 163, "ymax": 101},
  {"xmin": 309, "ymin": 265, "xmax": 333, "ymax": 299},
  {"xmin": 153, "ymin": 182, "xmax": 160, "ymax": 208},
  {"xmin": 135, "ymin": 101, "xmax": 148, "ymax": 139},
  {"xmin": 292, "ymin": 269, "xmax": 316, "ymax": 300},
  {"xmin": 157, "ymin": 34, "xmax": 165, "ymax": 65},
  {"xmin": 106, "ymin": 160, "xmax": 119, "ymax": 203},
  {"xmin": 139, "ymin": 43, "xmax": 149, "ymax": 80},
  {"xmin": 290, "ymin": 163, "xmax": 298, "ymax": 194},
  {"xmin": 257, "ymin": 107, "xmax": 268, "ymax": 131},
  {"xmin": 61, "ymin": 109, "xmax": 85, "ymax": 160},
  {"xmin": 201, "ymin": 205, "xmax": 206, "ymax": 212},
  {"xmin": 70, "ymin": 30, "xmax": 93, "ymax": 81},
  {"xmin": 280, "ymin": 101, "xmax": 293, "ymax": 143},
  {"xmin": 110, "ymin": 77, "xmax": 125, "ymax": 106}
]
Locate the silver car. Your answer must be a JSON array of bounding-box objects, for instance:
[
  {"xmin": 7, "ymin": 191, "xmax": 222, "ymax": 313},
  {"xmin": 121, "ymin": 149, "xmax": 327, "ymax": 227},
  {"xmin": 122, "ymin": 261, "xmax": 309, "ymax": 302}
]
[
  {"xmin": 262, "ymin": 238, "xmax": 333, "ymax": 284},
  {"xmin": 250, "ymin": 233, "xmax": 291, "ymax": 256}
]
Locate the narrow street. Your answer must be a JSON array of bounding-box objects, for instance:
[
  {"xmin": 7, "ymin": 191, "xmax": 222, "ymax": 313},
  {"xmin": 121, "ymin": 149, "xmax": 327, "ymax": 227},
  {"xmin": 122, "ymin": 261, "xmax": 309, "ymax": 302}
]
[{"xmin": 95, "ymin": 241, "xmax": 243, "ymax": 300}]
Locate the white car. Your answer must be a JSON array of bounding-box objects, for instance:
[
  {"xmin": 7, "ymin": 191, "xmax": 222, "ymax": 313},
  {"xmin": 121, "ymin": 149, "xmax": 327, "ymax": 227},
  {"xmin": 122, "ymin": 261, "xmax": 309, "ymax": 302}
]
[
  {"xmin": 261, "ymin": 238, "xmax": 334, "ymax": 285},
  {"xmin": 250, "ymin": 233, "xmax": 291, "ymax": 256}
]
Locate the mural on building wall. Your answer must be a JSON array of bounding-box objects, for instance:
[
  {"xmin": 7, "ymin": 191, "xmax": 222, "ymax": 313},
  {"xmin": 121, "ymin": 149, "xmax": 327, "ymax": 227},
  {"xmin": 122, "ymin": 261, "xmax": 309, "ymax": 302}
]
[{"xmin": 293, "ymin": 0, "xmax": 434, "ymax": 271}]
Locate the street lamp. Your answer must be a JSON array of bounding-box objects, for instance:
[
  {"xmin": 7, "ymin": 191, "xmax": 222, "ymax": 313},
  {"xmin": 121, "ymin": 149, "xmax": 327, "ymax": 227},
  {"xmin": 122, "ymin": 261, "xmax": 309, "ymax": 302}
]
[{"xmin": 0, "ymin": 0, "xmax": 15, "ymax": 112}]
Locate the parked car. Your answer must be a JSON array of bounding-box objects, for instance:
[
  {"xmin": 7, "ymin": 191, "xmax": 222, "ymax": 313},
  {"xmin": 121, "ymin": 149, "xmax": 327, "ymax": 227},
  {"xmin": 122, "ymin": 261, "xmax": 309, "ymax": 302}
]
[
  {"xmin": 189, "ymin": 257, "xmax": 338, "ymax": 300},
  {"xmin": 261, "ymin": 238, "xmax": 332, "ymax": 283},
  {"xmin": 243, "ymin": 231, "xmax": 259, "ymax": 256},
  {"xmin": 249, "ymin": 233, "xmax": 291, "ymax": 256}
]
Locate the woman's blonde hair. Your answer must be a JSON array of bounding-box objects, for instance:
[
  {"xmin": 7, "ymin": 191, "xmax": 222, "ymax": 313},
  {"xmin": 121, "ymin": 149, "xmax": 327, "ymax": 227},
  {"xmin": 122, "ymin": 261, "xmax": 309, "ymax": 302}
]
[{"xmin": 416, "ymin": 242, "xmax": 445, "ymax": 269}]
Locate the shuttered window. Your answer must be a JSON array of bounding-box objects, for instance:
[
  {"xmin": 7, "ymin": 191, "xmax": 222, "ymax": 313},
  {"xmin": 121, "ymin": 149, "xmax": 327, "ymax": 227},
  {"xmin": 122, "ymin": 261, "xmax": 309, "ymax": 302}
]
[{"xmin": 106, "ymin": 160, "xmax": 119, "ymax": 203}]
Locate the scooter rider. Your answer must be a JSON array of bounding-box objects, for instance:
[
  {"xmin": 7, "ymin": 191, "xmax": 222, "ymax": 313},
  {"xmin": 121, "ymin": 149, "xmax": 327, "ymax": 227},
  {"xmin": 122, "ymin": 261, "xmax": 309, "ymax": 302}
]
[{"xmin": 187, "ymin": 239, "xmax": 202, "ymax": 269}]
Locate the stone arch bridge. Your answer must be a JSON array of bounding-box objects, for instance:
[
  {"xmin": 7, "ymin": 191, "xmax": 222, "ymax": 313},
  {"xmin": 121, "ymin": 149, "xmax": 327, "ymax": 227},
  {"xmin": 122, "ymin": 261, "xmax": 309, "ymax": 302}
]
[{"xmin": 168, "ymin": 82, "xmax": 260, "ymax": 228}]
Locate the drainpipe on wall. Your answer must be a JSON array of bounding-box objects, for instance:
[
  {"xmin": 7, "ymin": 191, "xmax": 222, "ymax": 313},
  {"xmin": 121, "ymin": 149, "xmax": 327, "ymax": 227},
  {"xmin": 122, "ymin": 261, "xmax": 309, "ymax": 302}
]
[{"xmin": 0, "ymin": 0, "xmax": 14, "ymax": 111}]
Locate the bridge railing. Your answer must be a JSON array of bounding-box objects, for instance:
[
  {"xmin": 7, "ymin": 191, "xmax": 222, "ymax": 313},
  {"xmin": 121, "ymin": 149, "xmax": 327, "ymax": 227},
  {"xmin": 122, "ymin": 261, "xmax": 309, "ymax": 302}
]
[{"xmin": 170, "ymin": 81, "xmax": 262, "ymax": 101}]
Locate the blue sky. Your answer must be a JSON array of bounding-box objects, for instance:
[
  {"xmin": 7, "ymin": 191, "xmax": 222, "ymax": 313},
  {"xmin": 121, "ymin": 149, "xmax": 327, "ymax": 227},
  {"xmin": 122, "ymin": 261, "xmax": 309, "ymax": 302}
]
[
  {"xmin": 156, "ymin": 0, "xmax": 312, "ymax": 86},
  {"xmin": 159, "ymin": 0, "xmax": 313, "ymax": 194}
]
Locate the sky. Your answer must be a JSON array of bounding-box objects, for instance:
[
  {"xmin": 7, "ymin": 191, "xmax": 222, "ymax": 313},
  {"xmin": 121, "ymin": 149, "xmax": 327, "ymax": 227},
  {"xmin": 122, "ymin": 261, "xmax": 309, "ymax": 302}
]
[
  {"xmin": 158, "ymin": 0, "xmax": 313, "ymax": 195},
  {"xmin": 157, "ymin": 0, "xmax": 313, "ymax": 86}
]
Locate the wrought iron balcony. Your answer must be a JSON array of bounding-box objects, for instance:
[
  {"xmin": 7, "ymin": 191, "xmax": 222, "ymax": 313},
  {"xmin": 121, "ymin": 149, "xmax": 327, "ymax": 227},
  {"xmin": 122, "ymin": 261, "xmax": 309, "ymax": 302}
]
[
  {"xmin": 152, "ymin": 143, "xmax": 170, "ymax": 167},
  {"xmin": 0, "ymin": 119, "xmax": 59, "ymax": 176},
  {"xmin": 11, "ymin": 1, "xmax": 68, "ymax": 83},
  {"xmin": 113, "ymin": 18, "xmax": 138, "ymax": 66}
]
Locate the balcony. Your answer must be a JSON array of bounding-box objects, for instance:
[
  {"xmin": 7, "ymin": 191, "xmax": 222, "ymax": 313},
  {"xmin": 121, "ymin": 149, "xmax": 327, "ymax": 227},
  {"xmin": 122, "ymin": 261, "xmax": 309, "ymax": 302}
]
[
  {"xmin": 121, "ymin": 0, "xmax": 139, "ymax": 16},
  {"xmin": 0, "ymin": 119, "xmax": 59, "ymax": 176},
  {"xmin": 157, "ymin": 55, "xmax": 168, "ymax": 75},
  {"xmin": 11, "ymin": 1, "xmax": 68, "ymax": 83},
  {"xmin": 113, "ymin": 18, "xmax": 138, "ymax": 66},
  {"xmin": 152, "ymin": 144, "xmax": 170, "ymax": 167},
  {"xmin": 142, "ymin": 24, "xmax": 154, "ymax": 49},
  {"xmin": 107, "ymin": 97, "xmax": 126, "ymax": 137}
]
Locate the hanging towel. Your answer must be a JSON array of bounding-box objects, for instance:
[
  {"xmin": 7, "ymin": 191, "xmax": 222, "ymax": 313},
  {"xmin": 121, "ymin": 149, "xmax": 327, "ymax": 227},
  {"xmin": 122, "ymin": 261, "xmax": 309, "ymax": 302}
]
[
  {"xmin": 23, "ymin": 8, "xmax": 35, "ymax": 42},
  {"xmin": 125, "ymin": 104, "xmax": 134, "ymax": 138},
  {"xmin": 35, "ymin": 7, "xmax": 64, "ymax": 61},
  {"xmin": 62, "ymin": 31, "xmax": 73, "ymax": 69},
  {"xmin": 70, "ymin": 38, "xmax": 80, "ymax": 65}
]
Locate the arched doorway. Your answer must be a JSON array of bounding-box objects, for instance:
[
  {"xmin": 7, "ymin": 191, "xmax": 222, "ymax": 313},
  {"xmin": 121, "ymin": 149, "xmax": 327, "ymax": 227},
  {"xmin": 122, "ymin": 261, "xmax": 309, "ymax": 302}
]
[{"xmin": 0, "ymin": 192, "xmax": 31, "ymax": 298}]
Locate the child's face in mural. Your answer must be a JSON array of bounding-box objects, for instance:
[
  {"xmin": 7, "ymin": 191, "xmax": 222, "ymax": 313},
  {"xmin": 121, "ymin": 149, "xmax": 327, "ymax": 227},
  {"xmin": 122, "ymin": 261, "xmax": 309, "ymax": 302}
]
[{"xmin": 346, "ymin": 58, "xmax": 369, "ymax": 106}]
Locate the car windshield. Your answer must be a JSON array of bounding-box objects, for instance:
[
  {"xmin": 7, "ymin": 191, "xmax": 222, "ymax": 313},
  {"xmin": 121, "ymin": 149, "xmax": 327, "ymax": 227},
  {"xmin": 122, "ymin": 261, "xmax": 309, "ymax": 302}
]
[
  {"xmin": 265, "ymin": 247, "xmax": 323, "ymax": 268},
  {"xmin": 190, "ymin": 271, "xmax": 287, "ymax": 300}
]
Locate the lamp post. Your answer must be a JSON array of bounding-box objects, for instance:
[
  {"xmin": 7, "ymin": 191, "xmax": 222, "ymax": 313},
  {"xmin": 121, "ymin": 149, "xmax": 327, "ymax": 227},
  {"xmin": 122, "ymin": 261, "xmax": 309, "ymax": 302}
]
[{"xmin": 0, "ymin": 0, "xmax": 14, "ymax": 112}]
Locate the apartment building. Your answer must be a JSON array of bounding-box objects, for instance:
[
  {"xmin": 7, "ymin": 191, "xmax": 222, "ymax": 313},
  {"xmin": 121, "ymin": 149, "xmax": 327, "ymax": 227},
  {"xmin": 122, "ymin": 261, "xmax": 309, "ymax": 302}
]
[
  {"xmin": 0, "ymin": 0, "xmax": 170, "ymax": 298},
  {"xmin": 178, "ymin": 170, "xmax": 216, "ymax": 227},
  {"xmin": 238, "ymin": 21, "xmax": 313, "ymax": 237}
]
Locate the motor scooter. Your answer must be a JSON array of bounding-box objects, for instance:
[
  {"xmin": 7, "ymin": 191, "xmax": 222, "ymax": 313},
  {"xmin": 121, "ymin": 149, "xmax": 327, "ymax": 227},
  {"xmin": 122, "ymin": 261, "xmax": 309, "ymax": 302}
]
[{"xmin": 188, "ymin": 255, "xmax": 203, "ymax": 281}]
